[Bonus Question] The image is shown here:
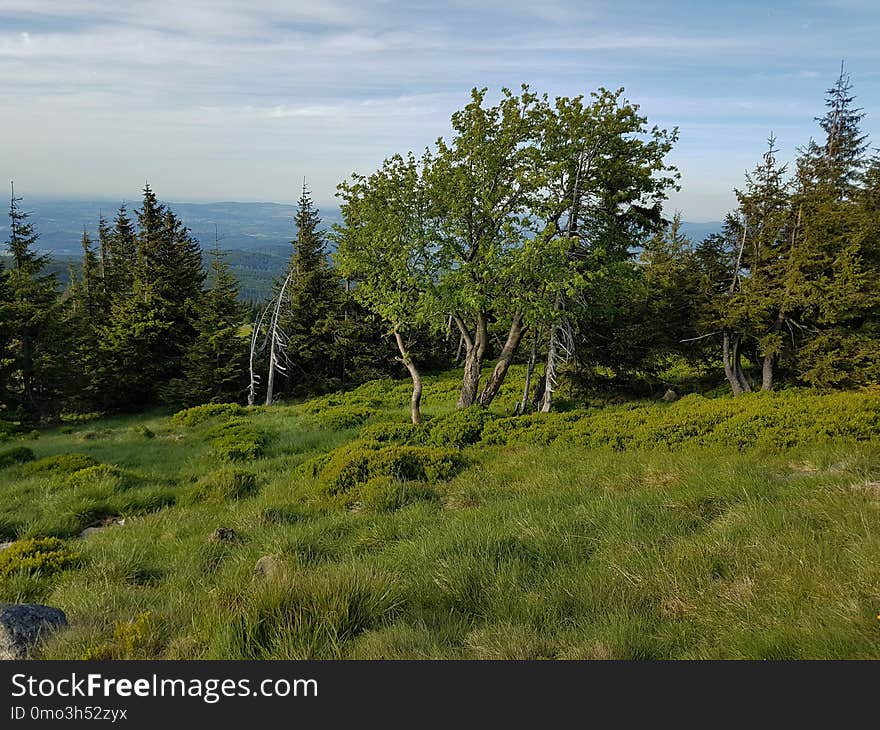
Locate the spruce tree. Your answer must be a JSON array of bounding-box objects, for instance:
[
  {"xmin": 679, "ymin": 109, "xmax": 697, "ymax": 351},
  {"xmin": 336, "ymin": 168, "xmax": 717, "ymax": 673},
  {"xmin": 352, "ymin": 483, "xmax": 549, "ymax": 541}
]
[
  {"xmin": 277, "ymin": 183, "xmax": 344, "ymax": 394},
  {"xmin": 163, "ymin": 245, "xmax": 248, "ymax": 406},
  {"xmin": 784, "ymin": 66, "xmax": 877, "ymax": 386},
  {"xmin": 4, "ymin": 185, "xmax": 64, "ymax": 419}
]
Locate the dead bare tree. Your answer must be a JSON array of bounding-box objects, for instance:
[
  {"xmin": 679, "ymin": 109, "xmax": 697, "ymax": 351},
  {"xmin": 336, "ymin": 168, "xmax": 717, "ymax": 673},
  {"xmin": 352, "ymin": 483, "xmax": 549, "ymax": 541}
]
[{"xmin": 264, "ymin": 271, "xmax": 293, "ymax": 406}]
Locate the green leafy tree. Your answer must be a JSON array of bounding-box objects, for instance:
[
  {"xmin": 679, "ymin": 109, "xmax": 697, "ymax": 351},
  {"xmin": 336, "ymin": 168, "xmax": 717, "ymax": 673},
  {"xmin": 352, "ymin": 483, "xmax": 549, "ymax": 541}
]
[{"xmin": 336, "ymin": 152, "xmax": 443, "ymax": 424}]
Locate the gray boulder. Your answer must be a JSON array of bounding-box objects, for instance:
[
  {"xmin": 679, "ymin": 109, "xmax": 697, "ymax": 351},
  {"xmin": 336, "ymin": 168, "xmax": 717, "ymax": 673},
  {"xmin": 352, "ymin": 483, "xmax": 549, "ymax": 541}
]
[
  {"xmin": 661, "ymin": 388, "xmax": 680, "ymax": 402},
  {"xmin": 0, "ymin": 603, "xmax": 68, "ymax": 659}
]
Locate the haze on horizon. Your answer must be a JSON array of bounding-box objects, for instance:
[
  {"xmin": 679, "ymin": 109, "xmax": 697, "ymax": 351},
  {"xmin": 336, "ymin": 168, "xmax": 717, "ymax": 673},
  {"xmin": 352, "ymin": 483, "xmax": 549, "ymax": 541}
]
[{"xmin": 1, "ymin": 0, "xmax": 879, "ymax": 222}]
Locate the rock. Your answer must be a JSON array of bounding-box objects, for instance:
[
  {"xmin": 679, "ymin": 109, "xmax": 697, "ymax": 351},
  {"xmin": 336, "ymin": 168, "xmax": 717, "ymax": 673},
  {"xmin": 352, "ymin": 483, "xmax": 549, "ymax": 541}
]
[
  {"xmin": 210, "ymin": 527, "xmax": 237, "ymax": 543},
  {"xmin": 78, "ymin": 517, "xmax": 125, "ymax": 539},
  {"xmin": 0, "ymin": 603, "xmax": 67, "ymax": 660},
  {"xmin": 661, "ymin": 389, "xmax": 680, "ymax": 402},
  {"xmin": 0, "ymin": 542, "xmax": 13, "ymax": 552},
  {"xmin": 254, "ymin": 555, "xmax": 284, "ymax": 578}
]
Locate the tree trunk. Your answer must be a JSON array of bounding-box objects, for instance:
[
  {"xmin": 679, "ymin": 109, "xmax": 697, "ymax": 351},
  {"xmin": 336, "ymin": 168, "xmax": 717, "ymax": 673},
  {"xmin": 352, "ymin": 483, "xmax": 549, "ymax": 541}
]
[
  {"xmin": 456, "ymin": 313, "xmax": 488, "ymax": 408},
  {"xmin": 539, "ymin": 327, "xmax": 560, "ymax": 413},
  {"xmin": 478, "ymin": 312, "xmax": 527, "ymax": 407},
  {"xmin": 517, "ymin": 328, "xmax": 540, "ymax": 415},
  {"xmin": 732, "ymin": 336, "xmax": 752, "ymax": 393},
  {"xmin": 722, "ymin": 331, "xmax": 744, "ymax": 396},
  {"xmin": 394, "ymin": 329, "xmax": 422, "ymax": 425},
  {"xmin": 761, "ymin": 353, "xmax": 775, "ymax": 391}
]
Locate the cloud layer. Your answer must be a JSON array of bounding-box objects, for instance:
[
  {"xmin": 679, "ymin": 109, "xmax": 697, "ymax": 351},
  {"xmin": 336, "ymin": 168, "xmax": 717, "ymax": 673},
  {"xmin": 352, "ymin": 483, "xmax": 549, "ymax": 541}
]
[{"xmin": 1, "ymin": 0, "xmax": 879, "ymax": 219}]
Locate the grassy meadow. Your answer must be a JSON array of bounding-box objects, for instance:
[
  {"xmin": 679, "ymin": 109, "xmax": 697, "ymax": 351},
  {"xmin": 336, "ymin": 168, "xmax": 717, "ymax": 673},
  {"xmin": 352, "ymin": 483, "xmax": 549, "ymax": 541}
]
[{"xmin": 1, "ymin": 368, "xmax": 879, "ymax": 659}]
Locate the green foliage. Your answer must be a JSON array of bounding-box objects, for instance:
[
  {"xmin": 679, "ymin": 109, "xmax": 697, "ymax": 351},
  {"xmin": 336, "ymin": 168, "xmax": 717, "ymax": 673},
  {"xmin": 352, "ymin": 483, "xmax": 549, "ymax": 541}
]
[
  {"xmin": 315, "ymin": 406, "xmax": 374, "ymax": 430},
  {"xmin": 207, "ymin": 418, "xmax": 266, "ymax": 461},
  {"xmin": 0, "ymin": 420, "xmax": 21, "ymax": 440},
  {"xmin": 189, "ymin": 468, "xmax": 259, "ymax": 504},
  {"xmin": 65, "ymin": 464, "xmax": 140, "ymax": 492},
  {"xmin": 313, "ymin": 439, "xmax": 463, "ymax": 496},
  {"xmin": 0, "ymin": 537, "xmax": 79, "ymax": 580},
  {"xmin": 171, "ymin": 402, "xmax": 245, "ymax": 427},
  {"xmin": 0, "ymin": 446, "xmax": 35, "ymax": 468},
  {"xmin": 481, "ymin": 389, "xmax": 880, "ymax": 451},
  {"xmin": 59, "ymin": 411, "xmax": 102, "ymax": 424},
  {"xmin": 427, "ymin": 407, "xmax": 495, "ymax": 448},
  {"xmin": 22, "ymin": 452, "xmax": 99, "ymax": 475},
  {"xmin": 81, "ymin": 612, "xmax": 158, "ymax": 660}
]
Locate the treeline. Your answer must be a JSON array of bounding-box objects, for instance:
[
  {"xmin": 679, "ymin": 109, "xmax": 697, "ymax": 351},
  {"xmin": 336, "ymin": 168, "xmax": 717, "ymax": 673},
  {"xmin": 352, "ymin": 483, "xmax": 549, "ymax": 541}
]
[
  {"xmin": 335, "ymin": 70, "xmax": 880, "ymax": 422},
  {"xmin": 0, "ymin": 185, "xmax": 438, "ymax": 424},
  {"xmin": 2, "ymin": 68, "xmax": 877, "ymax": 425}
]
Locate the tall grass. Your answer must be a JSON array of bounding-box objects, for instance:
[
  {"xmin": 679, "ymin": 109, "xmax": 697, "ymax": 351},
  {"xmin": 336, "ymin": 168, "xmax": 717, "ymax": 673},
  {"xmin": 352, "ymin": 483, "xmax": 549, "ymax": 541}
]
[{"xmin": 0, "ymin": 369, "xmax": 877, "ymax": 659}]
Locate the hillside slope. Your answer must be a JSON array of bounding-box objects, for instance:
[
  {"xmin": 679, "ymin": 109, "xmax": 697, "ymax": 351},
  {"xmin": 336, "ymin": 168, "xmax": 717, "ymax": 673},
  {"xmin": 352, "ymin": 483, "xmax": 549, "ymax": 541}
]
[{"xmin": 1, "ymin": 371, "xmax": 878, "ymax": 659}]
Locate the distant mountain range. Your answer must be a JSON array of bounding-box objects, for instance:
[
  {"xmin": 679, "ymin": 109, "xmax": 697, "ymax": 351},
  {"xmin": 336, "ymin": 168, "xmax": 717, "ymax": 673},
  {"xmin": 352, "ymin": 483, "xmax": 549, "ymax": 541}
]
[{"xmin": 0, "ymin": 198, "xmax": 722, "ymax": 301}]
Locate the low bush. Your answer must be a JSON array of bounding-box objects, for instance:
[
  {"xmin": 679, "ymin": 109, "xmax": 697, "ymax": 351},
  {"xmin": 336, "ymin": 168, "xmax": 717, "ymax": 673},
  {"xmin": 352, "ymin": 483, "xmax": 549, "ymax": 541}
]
[
  {"xmin": 0, "ymin": 446, "xmax": 35, "ymax": 468},
  {"xmin": 314, "ymin": 440, "xmax": 462, "ymax": 496},
  {"xmin": 0, "ymin": 537, "xmax": 79, "ymax": 580},
  {"xmin": 22, "ymin": 453, "xmax": 99, "ymax": 475},
  {"xmin": 189, "ymin": 468, "xmax": 260, "ymax": 503},
  {"xmin": 0, "ymin": 420, "xmax": 20, "ymax": 441},
  {"xmin": 359, "ymin": 421, "xmax": 428, "ymax": 445},
  {"xmin": 207, "ymin": 419, "xmax": 266, "ymax": 462},
  {"xmin": 479, "ymin": 389, "xmax": 880, "ymax": 451},
  {"xmin": 59, "ymin": 412, "xmax": 102, "ymax": 424},
  {"xmin": 316, "ymin": 406, "xmax": 374, "ymax": 430},
  {"xmin": 428, "ymin": 407, "xmax": 495, "ymax": 448},
  {"xmin": 65, "ymin": 465, "xmax": 139, "ymax": 492},
  {"xmin": 81, "ymin": 612, "xmax": 158, "ymax": 660},
  {"xmin": 170, "ymin": 403, "xmax": 245, "ymax": 427}
]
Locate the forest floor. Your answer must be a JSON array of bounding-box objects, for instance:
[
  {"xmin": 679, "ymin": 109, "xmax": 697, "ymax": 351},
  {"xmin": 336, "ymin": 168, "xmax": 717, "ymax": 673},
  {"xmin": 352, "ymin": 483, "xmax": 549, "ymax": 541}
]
[{"xmin": 1, "ymin": 368, "xmax": 879, "ymax": 659}]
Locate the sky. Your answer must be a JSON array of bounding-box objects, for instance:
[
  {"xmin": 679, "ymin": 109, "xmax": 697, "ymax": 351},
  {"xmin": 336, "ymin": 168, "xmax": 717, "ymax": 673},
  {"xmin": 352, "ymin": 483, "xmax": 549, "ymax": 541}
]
[{"xmin": 1, "ymin": 1, "xmax": 879, "ymax": 221}]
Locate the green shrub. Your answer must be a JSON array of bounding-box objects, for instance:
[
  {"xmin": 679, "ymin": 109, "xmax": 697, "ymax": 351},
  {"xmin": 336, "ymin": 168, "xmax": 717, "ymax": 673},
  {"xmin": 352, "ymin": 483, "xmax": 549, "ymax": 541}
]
[
  {"xmin": 59, "ymin": 411, "xmax": 102, "ymax": 424},
  {"xmin": 428, "ymin": 407, "xmax": 495, "ymax": 448},
  {"xmin": 170, "ymin": 403, "xmax": 245, "ymax": 427},
  {"xmin": 359, "ymin": 421, "xmax": 428, "ymax": 445},
  {"xmin": 207, "ymin": 419, "xmax": 266, "ymax": 461},
  {"xmin": 0, "ymin": 537, "xmax": 79, "ymax": 579},
  {"xmin": 134, "ymin": 425, "xmax": 155, "ymax": 439},
  {"xmin": 0, "ymin": 446, "xmax": 35, "ymax": 468},
  {"xmin": 81, "ymin": 611, "xmax": 158, "ymax": 660},
  {"xmin": 65, "ymin": 464, "xmax": 139, "ymax": 492},
  {"xmin": 190, "ymin": 468, "xmax": 259, "ymax": 503},
  {"xmin": 22, "ymin": 453, "xmax": 99, "ymax": 475},
  {"xmin": 478, "ymin": 389, "xmax": 880, "ymax": 452},
  {"xmin": 0, "ymin": 420, "xmax": 19, "ymax": 440},
  {"xmin": 317, "ymin": 406, "xmax": 374, "ymax": 430},
  {"xmin": 315, "ymin": 440, "xmax": 462, "ymax": 496}
]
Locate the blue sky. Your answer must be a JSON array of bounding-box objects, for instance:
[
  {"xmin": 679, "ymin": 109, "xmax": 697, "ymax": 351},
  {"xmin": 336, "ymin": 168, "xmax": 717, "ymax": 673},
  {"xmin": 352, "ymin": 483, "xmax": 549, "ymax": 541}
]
[{"xmin": 1, "ymin": 1, "xmax": 878, "ymax": 221}]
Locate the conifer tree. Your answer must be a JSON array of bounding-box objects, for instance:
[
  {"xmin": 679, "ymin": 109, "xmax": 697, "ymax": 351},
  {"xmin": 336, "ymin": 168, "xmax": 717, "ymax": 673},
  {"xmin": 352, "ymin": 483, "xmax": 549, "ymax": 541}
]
[
  {"xmin": 784, "ymin": 65, "xmax": 877, "ymax": 386},
  {"xmin": 277, "ymin": 183, "xmax": 345, "ymax": 394},
  {"xmin": 163, "ymin": 245, "xmax": 248, "ymax": 406},
  {"xmin": 4, "ymin": 185, "xmax": 64, "ymax": 419}
]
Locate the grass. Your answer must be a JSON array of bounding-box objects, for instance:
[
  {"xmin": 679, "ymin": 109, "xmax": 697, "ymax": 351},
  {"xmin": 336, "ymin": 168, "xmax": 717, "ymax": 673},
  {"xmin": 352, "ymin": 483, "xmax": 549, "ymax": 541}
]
[{"xmin": 0, "ymin": 368, "xmax": 878, "ymax": 659}]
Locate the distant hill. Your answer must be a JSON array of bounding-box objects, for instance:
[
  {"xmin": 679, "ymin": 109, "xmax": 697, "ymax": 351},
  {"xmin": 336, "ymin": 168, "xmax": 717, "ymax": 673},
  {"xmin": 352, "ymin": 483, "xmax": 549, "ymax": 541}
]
[
  {"xmin": 0, "ymin": 198, "xmax": 342, "ymax": 256},
  {"xmin": 0, "ymin": 198, "xmax": 722, "ymax": 301}
]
